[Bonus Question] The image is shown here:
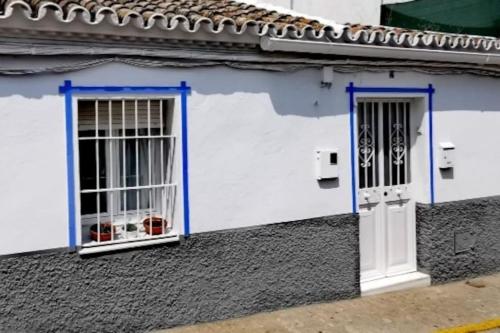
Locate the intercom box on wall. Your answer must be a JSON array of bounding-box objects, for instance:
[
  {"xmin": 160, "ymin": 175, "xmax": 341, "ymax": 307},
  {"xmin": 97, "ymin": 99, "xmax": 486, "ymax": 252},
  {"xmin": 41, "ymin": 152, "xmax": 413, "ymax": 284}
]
[
  {"xmin": 316, "ymin": 149, "xmax": 339, "ymax": 180},
  {"xmin": 438, "ymin": 142, "xmax": 455, "ymax": 169}
]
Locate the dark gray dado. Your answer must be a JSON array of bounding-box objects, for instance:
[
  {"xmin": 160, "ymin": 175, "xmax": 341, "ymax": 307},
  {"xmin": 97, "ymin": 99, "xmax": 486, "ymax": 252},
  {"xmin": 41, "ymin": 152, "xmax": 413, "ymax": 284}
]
[
  {"xmin": 417, "ymin": 196, "xmax": 500, "ymax": 283},
  {"xmin": 0, "ymin": 214, "xmax": 359, "ymax": 333}
]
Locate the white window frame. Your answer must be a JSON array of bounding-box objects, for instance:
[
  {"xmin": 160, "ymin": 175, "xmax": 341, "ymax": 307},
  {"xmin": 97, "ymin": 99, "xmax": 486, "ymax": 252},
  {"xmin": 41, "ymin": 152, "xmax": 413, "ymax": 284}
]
[{"xmin": 73, "ymin": 95, "xmax": 182, "ymax": 255}]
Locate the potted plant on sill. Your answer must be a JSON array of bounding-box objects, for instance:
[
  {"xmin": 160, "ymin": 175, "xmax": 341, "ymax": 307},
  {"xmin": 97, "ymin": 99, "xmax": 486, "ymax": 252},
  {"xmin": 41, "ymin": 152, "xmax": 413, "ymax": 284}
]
[
  {"xmin": 126, "ymin": 223, "xmax": 137, "ymax": 238},
  {"xmin": 142, "ymin": 216, "xmax": 168, "ymax": 236},
  {"xmin": 90, "ymin": 223, "xmax": 115, "ymax": 242}
]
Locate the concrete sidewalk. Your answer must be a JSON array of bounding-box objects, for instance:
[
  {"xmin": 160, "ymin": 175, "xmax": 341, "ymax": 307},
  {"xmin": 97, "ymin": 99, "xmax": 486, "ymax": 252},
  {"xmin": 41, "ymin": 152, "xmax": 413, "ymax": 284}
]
[{"xmin": 158, "ymin": 273, "xmax": 500, "ymax": 333}]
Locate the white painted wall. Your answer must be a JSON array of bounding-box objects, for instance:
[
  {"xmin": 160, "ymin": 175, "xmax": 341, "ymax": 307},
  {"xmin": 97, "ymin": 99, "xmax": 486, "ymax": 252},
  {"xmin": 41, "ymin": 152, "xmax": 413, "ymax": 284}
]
[
  {"xmin": 0, "ymin": 94, "xmax": 68, "ymax": 254},
  {"xmin": 430, "ymin": 75, "xmax": 500, "ymax": 203},
  {"xmin": 248, "ymin": 0, "xmax": 413, "ymax": 25},
  {"xmin": 0, "ymin": 64, "xmax": 500, "ymax": 255}
]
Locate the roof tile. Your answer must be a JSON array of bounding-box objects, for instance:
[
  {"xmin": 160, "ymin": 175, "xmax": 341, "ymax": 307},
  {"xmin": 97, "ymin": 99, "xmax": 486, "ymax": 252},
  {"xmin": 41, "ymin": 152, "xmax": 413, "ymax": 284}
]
[{"xmin": 0, "ymin": 0, "xmax": 499, "ymax": 54}]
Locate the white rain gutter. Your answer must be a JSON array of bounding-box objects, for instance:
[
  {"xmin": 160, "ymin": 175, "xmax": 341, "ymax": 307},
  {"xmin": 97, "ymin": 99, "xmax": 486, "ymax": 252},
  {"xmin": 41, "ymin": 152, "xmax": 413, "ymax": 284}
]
[{"xmin": 260, "ymin": 37, "xmax": 500, "ymax": 65}]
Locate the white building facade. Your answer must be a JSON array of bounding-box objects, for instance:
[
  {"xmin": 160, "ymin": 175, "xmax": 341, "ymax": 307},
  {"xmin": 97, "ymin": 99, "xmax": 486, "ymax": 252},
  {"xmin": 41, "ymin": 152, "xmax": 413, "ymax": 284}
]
[
  {"xmin": 2, "ymin": 67, "xmax": 500, "ymax": 253},
  {"xmin": 0, "ymin": 0, "xmax": 499, "ymax": 331}
]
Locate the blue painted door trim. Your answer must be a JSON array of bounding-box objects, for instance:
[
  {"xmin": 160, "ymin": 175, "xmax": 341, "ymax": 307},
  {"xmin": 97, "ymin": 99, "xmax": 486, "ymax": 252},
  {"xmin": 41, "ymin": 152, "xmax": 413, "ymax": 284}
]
[
  {"xmin": 59, "ymin": 80, "xmax": 192, "ymax": 250},
  {"xmin": 345, "ymin": 83, "xmax": 436, "ymax": 214}
]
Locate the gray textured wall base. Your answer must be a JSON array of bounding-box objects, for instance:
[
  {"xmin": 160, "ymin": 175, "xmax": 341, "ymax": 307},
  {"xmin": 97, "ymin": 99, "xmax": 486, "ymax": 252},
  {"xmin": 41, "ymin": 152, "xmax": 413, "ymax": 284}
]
[
  {"xmin": 0, "ymin": 214, "xmax": 359, "ymax": 333},
  {"xmin": 416, "ymin": 196, "xmax": 500, "ymax": 283}
]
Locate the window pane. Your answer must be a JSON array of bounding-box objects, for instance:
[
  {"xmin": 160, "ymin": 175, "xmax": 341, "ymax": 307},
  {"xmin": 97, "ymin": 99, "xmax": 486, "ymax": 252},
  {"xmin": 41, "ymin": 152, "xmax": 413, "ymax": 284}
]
[
  {"xmin": 78, "ymin": 98, "xmax": 176, "ymax": 243},
  {"xmin": 78, "ymin": 102, "xmax": 95, "ymax": 136},
  {"xmin": 120, "ymin": 136, "xmax": 138, "ymax": 188},
  {"xmin": 79, "ymin": 131, "xmax": 106, "ymax": 190},
  {"xmin": 79, "ymin": 130, "xmax": 107, "ymax": 214},
  {"xmin": 81, "ymin": 192, "xmax": 107, "ymax": 215}
]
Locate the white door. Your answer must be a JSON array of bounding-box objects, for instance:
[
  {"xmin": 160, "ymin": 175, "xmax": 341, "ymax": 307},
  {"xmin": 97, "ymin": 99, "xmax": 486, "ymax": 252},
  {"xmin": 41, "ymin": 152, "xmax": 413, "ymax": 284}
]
[{"xmin": 358, "ymin": 100, "xmax": 416, "ymax": 283}]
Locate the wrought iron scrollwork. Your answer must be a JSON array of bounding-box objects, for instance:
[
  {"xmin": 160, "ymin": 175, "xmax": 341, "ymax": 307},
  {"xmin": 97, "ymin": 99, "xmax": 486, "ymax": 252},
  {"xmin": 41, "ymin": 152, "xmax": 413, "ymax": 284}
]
[{"xmin": 359, "ymin": 124, "xmax": 375, "ymax": 168}]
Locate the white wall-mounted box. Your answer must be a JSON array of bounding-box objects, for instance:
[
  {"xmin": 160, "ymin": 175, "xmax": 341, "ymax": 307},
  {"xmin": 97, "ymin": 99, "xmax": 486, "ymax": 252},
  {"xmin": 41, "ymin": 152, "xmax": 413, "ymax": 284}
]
[
  {"xmin": 321, "ymin": 66, "xmax": 334, "ymax": 87},
  {"xmin": 316, "ymin": 149, "xmax": 339, "ymax": 180},
  {"xmin": 439, "ymin": 142, "xmax": 455, "ymax": 169}
]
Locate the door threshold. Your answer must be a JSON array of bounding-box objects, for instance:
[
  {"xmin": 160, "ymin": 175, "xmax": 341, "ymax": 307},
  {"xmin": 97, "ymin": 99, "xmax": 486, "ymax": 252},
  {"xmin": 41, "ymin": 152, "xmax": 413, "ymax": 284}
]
[{"xmin": 361, "ymin": 271, "xmax": 431, "ymax": 297}]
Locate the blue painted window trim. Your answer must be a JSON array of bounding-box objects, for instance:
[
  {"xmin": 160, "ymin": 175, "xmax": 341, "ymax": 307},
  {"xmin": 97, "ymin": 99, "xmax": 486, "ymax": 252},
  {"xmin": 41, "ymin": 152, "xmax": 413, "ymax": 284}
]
[
  {"xmin": 346, "ymin": 83, "xmax": 436, "ymax": 214},
  {"xmin": 59, "ymin": 80, "xmax": 192, "ymax": 250}
]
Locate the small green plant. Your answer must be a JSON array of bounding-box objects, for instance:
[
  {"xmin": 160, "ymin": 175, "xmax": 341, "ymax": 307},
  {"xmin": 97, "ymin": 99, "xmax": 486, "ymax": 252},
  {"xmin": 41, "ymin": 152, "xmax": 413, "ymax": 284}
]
[{"xmin": 126, "ymin": 223, "xmax": 137, "ymax": 232}]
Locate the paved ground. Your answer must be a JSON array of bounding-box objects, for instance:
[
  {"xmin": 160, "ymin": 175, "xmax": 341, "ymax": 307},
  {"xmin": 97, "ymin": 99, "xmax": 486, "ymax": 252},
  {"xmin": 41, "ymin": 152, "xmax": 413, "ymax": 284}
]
[{"xmin": 158, "ymin": 273, "xmax": 500, "ymax": 333}]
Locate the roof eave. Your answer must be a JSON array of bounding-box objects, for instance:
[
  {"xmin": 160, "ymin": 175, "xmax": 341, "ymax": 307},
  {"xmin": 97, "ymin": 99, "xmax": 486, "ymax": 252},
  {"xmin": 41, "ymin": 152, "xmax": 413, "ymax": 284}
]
[
  {"xmin": 260, "ymin": 37, "xmax": 500, "ymax": 66},
  {"xmin": 0, "ymin": 8, "xmax": 261, "ymax": 46}
]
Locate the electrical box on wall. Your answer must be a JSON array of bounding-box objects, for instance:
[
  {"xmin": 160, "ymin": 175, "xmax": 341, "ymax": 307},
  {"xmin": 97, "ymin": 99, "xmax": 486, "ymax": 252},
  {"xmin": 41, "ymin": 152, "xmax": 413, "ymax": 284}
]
[
  {"xmin": 439, "ymin": 142, "xmax": 455, "ymax": 169},
  {"xmin": 316, "ymin": 149, "xmax": 339, "ymax": 180},
  {"xmin": 321, "ymin": 66, "xmax": 334, "ymax": 88}
]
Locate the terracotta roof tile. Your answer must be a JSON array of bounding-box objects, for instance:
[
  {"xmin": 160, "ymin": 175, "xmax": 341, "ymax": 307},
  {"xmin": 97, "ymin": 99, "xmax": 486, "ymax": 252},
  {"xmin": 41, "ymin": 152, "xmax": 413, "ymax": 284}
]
[
  {"xmin": 1, "ymin": 0, "xmax": 325, "ymax": 29},
  {"xmin": 0, "ymin": 0, "xmax": 499, "ymax": 54}
]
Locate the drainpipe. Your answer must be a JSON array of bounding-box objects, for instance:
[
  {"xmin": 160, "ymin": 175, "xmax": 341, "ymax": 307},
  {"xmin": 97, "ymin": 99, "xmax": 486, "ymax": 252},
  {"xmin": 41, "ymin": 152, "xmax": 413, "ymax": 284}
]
[{"xmin": 260, "ymin": 37, "xmax": 500, "ymax": 65}]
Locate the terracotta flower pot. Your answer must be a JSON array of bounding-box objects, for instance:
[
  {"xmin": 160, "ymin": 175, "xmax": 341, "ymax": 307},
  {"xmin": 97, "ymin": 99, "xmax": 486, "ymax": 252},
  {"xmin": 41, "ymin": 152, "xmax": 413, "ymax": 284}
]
[
  {"xmin": 142, "ymin": 216, "xmax": 168, "ymax": 235},
  {"xmin": 90, "ymin": 223, "xmax": 115, "ymax": 242}
]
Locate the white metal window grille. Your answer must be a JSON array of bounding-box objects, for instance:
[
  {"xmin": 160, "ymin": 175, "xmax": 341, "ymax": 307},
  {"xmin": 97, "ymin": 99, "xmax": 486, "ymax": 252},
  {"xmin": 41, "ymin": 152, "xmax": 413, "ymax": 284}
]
[
  {"xmin": 358, "ymin": 101, "xmax": 411, "ymax": 189},
  {"xmin": 78, "ymin": 99, "xmax": 177, "ymax": 247}
]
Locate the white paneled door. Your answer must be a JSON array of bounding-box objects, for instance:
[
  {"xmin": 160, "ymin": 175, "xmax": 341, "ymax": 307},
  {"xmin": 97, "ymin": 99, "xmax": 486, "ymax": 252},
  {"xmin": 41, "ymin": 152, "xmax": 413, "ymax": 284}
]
[{"xmin": 357, "ymin": 100, "xmax": 416, "ymax": 283}]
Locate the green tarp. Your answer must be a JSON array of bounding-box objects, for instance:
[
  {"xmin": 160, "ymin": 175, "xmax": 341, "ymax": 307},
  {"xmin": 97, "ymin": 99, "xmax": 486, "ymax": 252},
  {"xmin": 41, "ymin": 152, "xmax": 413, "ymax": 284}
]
[{"xmin": 381, "ymin": 0, "xmax": 500, "ymax": 37}]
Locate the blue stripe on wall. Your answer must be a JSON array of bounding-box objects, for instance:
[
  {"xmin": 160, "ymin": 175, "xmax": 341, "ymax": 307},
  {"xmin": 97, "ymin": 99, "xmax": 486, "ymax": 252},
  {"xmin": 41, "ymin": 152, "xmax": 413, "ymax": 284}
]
[
  {"xmin": 63, "ymin": 81, "xmax": 77, "ymax": 250},
  {"xmin": 180, "ymin": 81, "xmax": 191, "ymax": 237},
  {"xmin": 428, "ymin": 84, "xmax": 436, "ymax": 205},
  {"xmin": 347, "ymin": 82, "xmax": 358, "ymax": 214}
]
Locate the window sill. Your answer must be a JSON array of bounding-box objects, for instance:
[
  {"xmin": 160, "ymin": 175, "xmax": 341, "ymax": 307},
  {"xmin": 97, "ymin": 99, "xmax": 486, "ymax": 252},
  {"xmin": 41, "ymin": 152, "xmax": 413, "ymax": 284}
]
[{"xmin": 78, "ymin": 231, "xmax": 180, "ymax": 255}]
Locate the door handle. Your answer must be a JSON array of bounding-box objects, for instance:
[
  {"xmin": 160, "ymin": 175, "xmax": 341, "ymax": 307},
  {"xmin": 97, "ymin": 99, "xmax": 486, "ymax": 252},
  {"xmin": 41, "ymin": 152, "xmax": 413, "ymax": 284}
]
[
  {"xmin": 395, "ymin": 189, "xmax": 403, "ymax": 196},
  {"xmin": 363, "ymin": 192, "xmax": 371, "ymax": 199}
]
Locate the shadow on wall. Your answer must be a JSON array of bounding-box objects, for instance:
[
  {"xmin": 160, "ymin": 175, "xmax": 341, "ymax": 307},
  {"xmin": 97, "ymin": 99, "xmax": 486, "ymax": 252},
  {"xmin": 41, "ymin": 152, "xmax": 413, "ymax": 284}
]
[
  {"xmin": 318, "ymin": 178, "xmax": 340, "ymax": 189},
  {"xmin": 440, "ymin": 168, "xmax": 454, "ymax": 180},
  {"xmin": 2, "ymin": 62, "xmax": 500, "ymax": 116},
  {"xmin": 0, "ymin": 62, "xmax": 345, "ymax": 119}
]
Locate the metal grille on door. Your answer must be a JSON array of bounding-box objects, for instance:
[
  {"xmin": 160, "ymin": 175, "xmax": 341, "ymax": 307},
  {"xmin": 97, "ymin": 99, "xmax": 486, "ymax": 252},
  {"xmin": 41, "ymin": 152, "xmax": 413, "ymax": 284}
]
[{"xmin": 358, "ymin": 101, "xmax": 411, "ymax": 189}]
